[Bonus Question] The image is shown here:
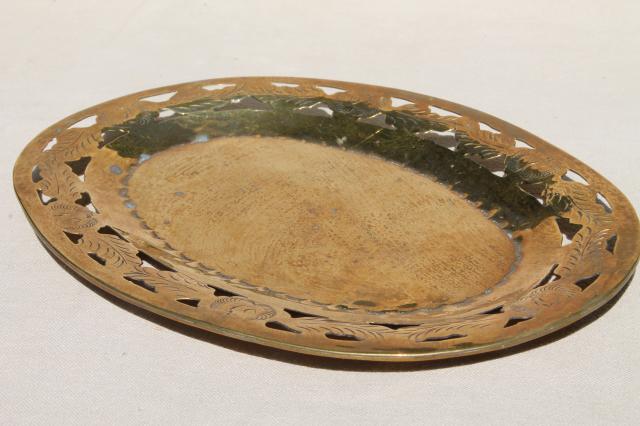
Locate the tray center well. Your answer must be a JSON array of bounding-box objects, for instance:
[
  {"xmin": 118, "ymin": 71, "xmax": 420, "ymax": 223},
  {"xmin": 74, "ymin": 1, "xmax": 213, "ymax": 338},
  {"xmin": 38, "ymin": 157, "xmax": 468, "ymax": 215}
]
[{"xmin": 127, "ymin": 136, "xmax": 516, "ymax": 309}]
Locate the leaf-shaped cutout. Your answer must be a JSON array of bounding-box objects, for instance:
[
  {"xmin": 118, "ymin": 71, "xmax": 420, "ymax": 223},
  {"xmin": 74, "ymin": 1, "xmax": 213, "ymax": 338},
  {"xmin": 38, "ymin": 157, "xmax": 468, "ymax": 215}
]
[
  {"xmin": 504, "ymin": 317, "xmax": 532, "ymax": 328},
  {"xmin": 325, "ymin": 332, "xmax": 360, "ymax": 341},
  {"xmin": 369, "ymin": 322, "xmax": 419, "ymax": 330},
  {"xmin": 429, "ymin": 105, "xmax": 461, "ymax": 118},
  {"xmin": 176, "ymin": 298, "xmax": 200, "ymax": 308},
  {"xmin": 316, "ymin": 85, "xmax": 346, "ymax": 95},
  {"xmin": 69, "ymin": 115, "xmax": 97, "ymax": 128},
  {"xmin": 202, "ymin": 83, "xmax": 235, "ymax": 91},
  {"xmin": 136, "ymin": 251, "xmax": 175, "ymax": 271},
  {"xmin": 390, "ymin": 97, "xmax": 413, "ymax": 107},
  {"xmin": 606, "ymin": 234, "xmax": 617, "ymax": 254},
  {"xmin": 357, "ymin": 112, "xmax": 395, "ymax": 129},
  {"xmin": 416, "ymin": 129, "xmax": 458, "ymax": 150},
  {"xmin": 218, "ymin": 96, "xmax": 270, "ymax": 111},
  {"xmin": 574, "ymin": 274, "xmax": 600, "ymax": 291},
  {"xmin": 266, "ymin": 321, "xmax": 300, "ymax": 333},
  {"xmin": 481, "ymin": 306, "xmax": 504, "ymax": 315},
  {"xmin": 207, "ymin": 285, "xmax": 240, "ymax": 297},
  {"xmin": 285, "ymin": 308, "xmax": 325, "ymax": 319},
  {"xmin": 140, "ymin": 92, "xmax": 176, "ymax": 103},
  {"xmin": 420, "ymin": 333, "xmax": 466, "ymax": 342},
  {"xmin": 271, "ymin": 82, "xmax": 298, "ymax": 88},
  {"xmin": 515, "ymin": 139, "xmax": 534, "ymax": 149},
  {"xmin": 65, "ymin": 156, "xmax": 91, "ymax": 180},
  {"xmin": 63, "ymin": 231, "xmax": 83, "ymax": 244},
  {"xmin": 479, "ymin": 122, "xmax": 500, "ymax": 134}
]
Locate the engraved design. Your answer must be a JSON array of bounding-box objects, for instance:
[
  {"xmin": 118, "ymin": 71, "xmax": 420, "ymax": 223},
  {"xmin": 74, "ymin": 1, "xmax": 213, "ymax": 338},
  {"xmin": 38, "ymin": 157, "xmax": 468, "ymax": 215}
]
[{"xmin": 212, "ymin": 297, "xmax": 276, "ymax": 321}]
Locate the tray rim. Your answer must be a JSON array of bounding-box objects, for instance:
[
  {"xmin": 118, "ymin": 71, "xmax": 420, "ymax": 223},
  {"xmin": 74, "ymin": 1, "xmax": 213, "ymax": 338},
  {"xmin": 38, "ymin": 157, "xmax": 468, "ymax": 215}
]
[{"xmin": 13, "ymin": 76, "xmax": 640, "ymax": 361}]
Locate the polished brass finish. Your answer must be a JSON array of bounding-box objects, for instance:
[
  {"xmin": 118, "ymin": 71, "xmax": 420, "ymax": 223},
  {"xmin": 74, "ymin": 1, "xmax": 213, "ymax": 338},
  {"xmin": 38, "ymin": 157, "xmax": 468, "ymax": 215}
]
[{"xmin": 13, "ymin": 77, "xmax": 639, "ymax": 361}]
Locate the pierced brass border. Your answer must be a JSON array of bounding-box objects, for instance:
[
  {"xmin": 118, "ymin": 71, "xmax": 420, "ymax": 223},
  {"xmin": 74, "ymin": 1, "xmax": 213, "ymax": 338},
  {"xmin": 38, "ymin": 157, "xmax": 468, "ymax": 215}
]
[{"xmin": 13, "ymin": 77, "xmax": 640, "ymax": 361}]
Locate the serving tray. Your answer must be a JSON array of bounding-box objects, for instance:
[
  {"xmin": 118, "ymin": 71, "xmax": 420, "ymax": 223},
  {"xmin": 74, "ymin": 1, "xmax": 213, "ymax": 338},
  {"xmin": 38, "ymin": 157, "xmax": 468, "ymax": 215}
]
[{"xmin": 14, "ymin": 77, "xmax": 639, "ymax": 361}]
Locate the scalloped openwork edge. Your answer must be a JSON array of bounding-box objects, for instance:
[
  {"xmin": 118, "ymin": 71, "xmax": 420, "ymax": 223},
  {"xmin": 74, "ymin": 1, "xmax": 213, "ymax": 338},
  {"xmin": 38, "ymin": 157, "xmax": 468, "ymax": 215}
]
[{"xmin": 14, "ymin": 77, "xmax": 640, "ymax": 361}]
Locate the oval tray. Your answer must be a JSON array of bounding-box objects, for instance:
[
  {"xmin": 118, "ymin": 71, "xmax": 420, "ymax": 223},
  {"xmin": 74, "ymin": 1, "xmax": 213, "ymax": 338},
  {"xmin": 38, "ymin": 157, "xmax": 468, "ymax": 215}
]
[{"xmin": 14, "ymin": 77, "xmax": 639, "ymax": 361}]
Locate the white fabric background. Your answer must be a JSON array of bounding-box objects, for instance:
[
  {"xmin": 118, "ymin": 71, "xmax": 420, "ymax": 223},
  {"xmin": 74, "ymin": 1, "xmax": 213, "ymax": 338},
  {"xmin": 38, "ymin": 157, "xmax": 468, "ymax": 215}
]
[{"xmin": 1, "ymin": 1, "xmax": 639, "ymax": 424}]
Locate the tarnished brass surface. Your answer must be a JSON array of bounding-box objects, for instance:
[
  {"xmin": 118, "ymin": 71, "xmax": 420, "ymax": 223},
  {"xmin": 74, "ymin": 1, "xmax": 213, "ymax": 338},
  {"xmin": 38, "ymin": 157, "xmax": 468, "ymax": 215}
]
[{"xmin": 13, "ymin": 77, "xmax": 639, "ymax": 361}]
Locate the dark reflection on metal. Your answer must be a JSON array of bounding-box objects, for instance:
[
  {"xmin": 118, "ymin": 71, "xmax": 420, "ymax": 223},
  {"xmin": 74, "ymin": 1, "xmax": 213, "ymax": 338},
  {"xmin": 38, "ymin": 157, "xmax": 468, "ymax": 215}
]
[{"xmin": 102, "ymin": 95, "xmax": 556, "ymax": 231}]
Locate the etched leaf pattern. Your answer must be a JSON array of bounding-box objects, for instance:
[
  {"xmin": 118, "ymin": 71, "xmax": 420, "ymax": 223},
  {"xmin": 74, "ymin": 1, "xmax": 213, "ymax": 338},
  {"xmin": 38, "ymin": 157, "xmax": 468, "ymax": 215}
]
[
  {"xmin": 50, "ymin": 129, "xmax": 99, "ymax": 157},
  {"xmin": 291, "ymin": 317, "xmax": 386, "ymax": 340},
  {"xmin": 38, "ymin": 158, "xmax": 83, "ymax": 201},
  {"xmin": 211, "ymin": 296, "xmax": 276, "ymax": 320},
  {"xmin": 50, "ymin": 203, "xmax": 98, "ymax": 231},
  {"xmin": 124, "ymin": 267, "xmax": 206, "ymax": 299},
  {"xmin": 80, "ymin": 232, "xmax": 139, "ymax": 268}
]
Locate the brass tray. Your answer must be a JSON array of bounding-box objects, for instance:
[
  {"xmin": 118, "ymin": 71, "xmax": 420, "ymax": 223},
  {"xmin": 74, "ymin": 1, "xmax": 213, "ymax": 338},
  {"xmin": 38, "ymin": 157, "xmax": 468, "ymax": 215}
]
[{"xmin": 14, "ymin": 77, "xmax": 639, "ymax": 362}]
